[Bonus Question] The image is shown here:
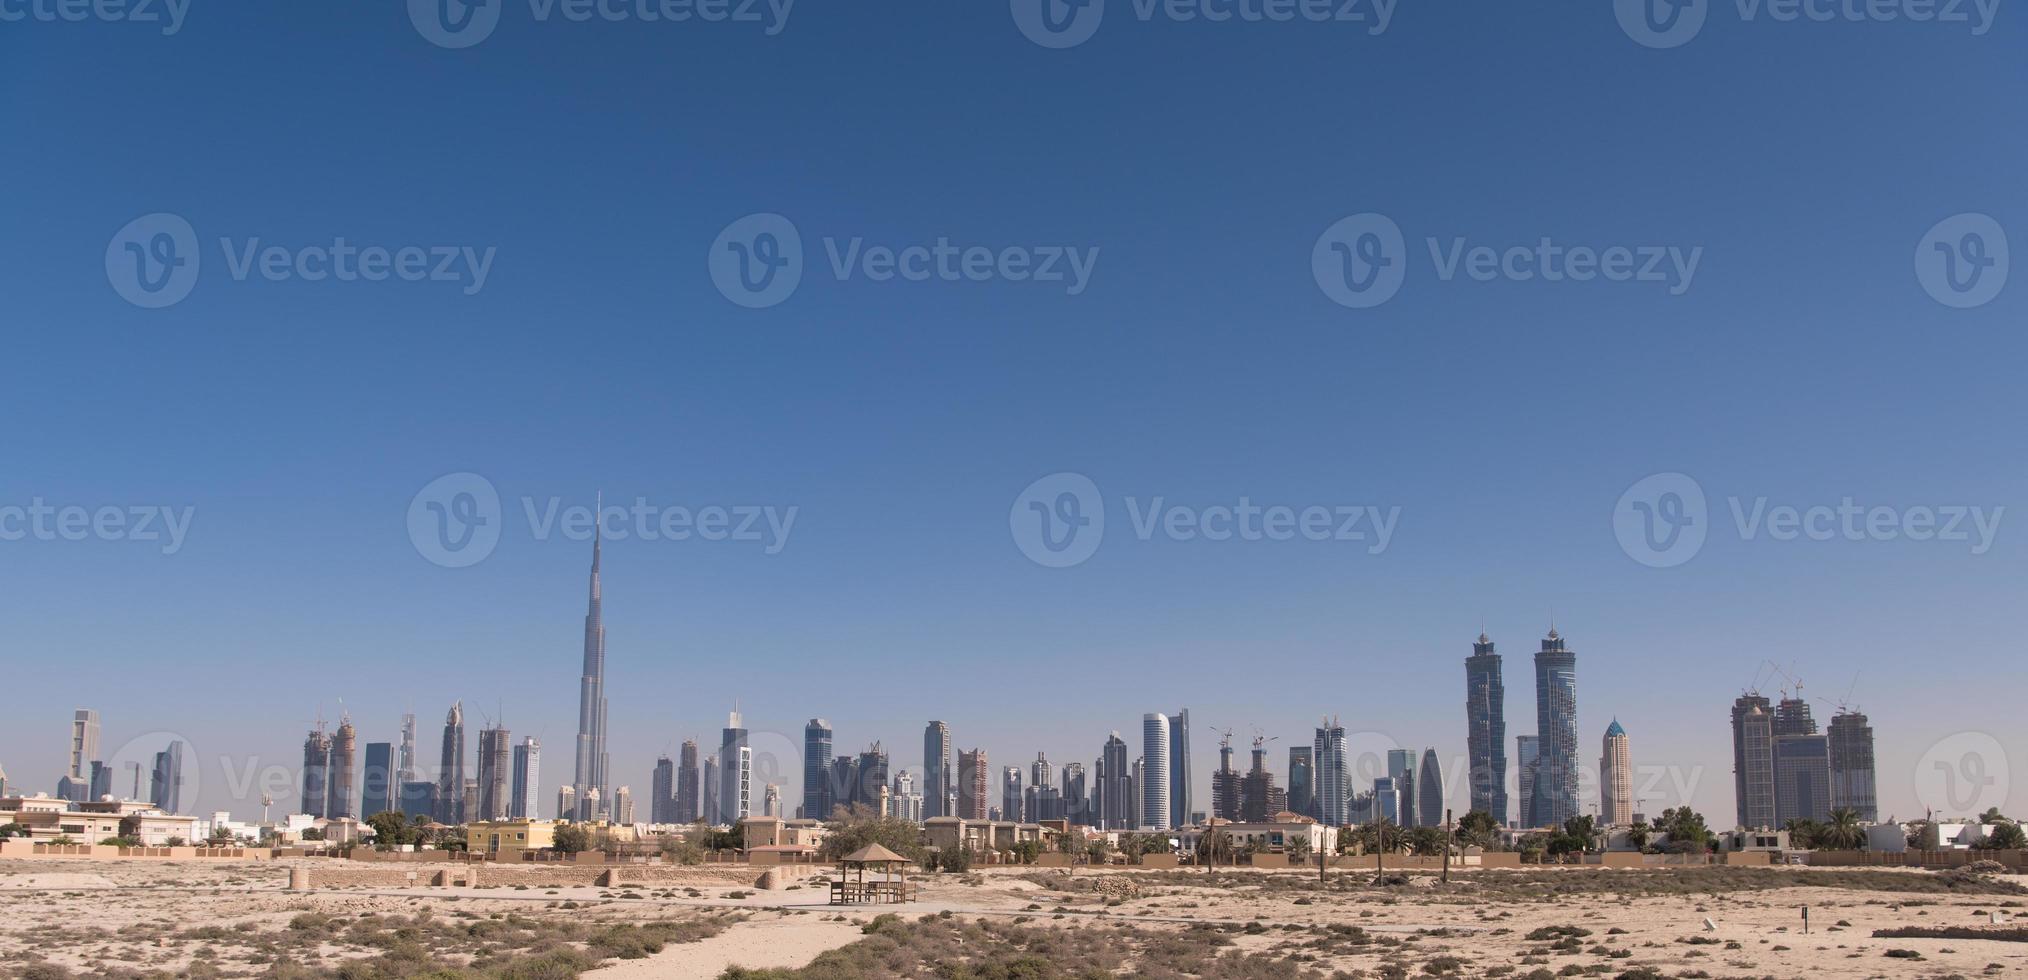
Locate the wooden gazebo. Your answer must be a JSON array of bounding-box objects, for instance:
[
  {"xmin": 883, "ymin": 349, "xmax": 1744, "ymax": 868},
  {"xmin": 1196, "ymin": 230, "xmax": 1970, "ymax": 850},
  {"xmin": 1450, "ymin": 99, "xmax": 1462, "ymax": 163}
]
[{"xmin": 830, "ymin": 843, "xmax": 917, "ymax": 905}]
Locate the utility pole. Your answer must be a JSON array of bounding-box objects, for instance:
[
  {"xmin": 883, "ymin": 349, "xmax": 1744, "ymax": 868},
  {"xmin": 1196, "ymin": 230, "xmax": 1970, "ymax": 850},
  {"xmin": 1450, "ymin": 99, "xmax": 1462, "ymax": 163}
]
[{"xmin": 1442, "ymin": 808, "xmax": 1453, "ymax": 883}]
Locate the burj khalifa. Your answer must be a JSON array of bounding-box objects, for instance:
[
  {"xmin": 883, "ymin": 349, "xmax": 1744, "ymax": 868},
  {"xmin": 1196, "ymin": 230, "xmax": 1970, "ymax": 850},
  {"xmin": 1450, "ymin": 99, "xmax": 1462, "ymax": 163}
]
[{"xmin": 571, "ymin": 497, "xmax": 609, "ymax": 821}]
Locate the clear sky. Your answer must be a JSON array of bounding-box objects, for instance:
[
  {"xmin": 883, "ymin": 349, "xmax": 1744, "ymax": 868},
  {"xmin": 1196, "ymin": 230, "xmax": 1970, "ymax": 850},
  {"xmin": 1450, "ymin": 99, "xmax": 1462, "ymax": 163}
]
[{"xmin": 0, "ymin": 1, "xmax": 2020, "ymax": 826}]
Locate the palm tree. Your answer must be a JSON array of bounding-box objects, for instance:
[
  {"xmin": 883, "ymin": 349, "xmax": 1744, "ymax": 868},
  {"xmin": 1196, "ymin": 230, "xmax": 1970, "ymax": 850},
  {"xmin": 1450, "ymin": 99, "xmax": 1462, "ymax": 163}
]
[{"xmin": 1820, "ymin": 808, "xmax": 1866, "ymax": 851}]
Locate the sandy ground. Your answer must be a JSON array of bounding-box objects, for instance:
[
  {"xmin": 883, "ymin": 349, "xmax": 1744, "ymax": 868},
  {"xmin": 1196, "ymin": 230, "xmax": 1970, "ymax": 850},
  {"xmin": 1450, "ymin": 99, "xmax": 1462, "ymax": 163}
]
[{"xmin": 1, "ymin": 857, "xmax": 2023, "ymax": 978}]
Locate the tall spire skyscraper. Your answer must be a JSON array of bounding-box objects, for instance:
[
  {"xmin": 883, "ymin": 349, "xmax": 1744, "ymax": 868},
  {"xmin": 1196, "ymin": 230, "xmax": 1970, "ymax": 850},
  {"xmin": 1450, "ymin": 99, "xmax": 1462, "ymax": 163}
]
[{"xmin": 572, "ymin": 495, "xmax": 610, "ymax": 822}]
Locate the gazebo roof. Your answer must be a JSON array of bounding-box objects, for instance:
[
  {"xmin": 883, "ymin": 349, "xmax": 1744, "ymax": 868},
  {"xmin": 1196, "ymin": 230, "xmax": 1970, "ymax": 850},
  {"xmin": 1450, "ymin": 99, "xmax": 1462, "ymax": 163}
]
[{"xmin": 839, "ymin": 843, "xmax": 909, "ymax": 865}]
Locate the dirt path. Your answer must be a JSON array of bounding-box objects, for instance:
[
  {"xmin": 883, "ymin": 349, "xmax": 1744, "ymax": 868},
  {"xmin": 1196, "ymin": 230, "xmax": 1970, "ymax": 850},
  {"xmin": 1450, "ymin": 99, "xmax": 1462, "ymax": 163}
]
[{"xmin": 585, "ymin": 916, "xmax": 864, "ymax": 980}]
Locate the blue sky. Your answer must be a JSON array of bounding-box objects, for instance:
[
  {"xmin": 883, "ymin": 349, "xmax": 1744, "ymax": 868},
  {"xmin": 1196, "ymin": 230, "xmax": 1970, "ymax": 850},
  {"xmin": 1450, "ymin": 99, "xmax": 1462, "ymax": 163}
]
[{"xmin": 0, "ymin": 1, "xmax": 2021, "ymax": 825}]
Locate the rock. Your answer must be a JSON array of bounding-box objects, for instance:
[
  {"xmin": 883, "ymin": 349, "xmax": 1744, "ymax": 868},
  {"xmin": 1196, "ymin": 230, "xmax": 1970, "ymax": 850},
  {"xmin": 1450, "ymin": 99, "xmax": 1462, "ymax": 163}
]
[{"xmin": 756, "ymin": 869, "xmax": 785, "ymax": 891}]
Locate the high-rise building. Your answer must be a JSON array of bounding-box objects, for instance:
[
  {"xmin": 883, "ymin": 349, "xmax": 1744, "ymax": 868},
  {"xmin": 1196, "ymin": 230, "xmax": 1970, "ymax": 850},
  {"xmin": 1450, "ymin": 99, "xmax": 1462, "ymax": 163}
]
[
  {"xmin": 327, "ymin": 717, "xmax": 358, "ymax": 820},
  {"xmin": 1314, "ymin": 720, "xmax": 1350, "ymax": 826},
  {"xmin": 402, "ymin": 781, "xmax": 438, "ymax": 821},
  {"xmin": 1373, "ymin": 776, "xmax": 1402, "ymax": 824},
  {"xmin": 476, "ymin": 726, "xmax": 512, "ymax": 822},
  {"xmin": 922, "ymin": 721, "xmax": 951, "ymax": 821},
  {"xmin": 149, "ymin": 741, "xmax": 183, "ymax": 814},
  {"xmin": 572, "ymin": 511, "xmax": 611, "ymax": 823},
  {"xmin": 301, "ymin": 727, "xmax": 331, "ymax": 818},
  {"xmin": 1141, "ymin": 713, "xmax": 1171, "ymax": 830},
  {"xmin": 556, "ymin": 785, "xmax": 577, "ymax": 822},
  {"xmin": 1828, "ymin": 711, "xmax": 1878, "ymax": 822},
  {"xmin": 1416, "ymin": 748, "xmax": 1444, "ymax": 828},
  {"xmin": 1600, "ymin": 720, "xmax": 1632, "ymax": 826},
  {"xmin": 1774, "ymin": 733, "xmax": 1832, "ymax": 825},
  {"xmin": 803, "ymin": 719, "xmax": 834, "ymax": 821},
  {"xmin": 399, "ymin": 711, "xmax": 418, "ymax": 783},
  {"xmin": 702, "ymin": 755, "xmax": 719, "ymax": 824},
  {"xmin": 1031, "ymin": 753, "xmax": 1053, "ymax": 798},
  {"xmin": 612, "ymin": 785, "xmax": 635, "ymax": 825},
  {"xmin": 1774, "ymin": 697, "xmax": 1817, "ymax": 737},
  {"xmin": 1532, "ymin": 629, "xmax": 1579, "ymax": 829},
  {"xmin": 761, "ymin": 783, "xmax": 779, "ymax": 818},
  {"xmin": 1060, "ymin": 762, "xmax": 1087, "ymax": 825},
  {"xmin": 362, "ymin": 742, "xmax": 395, "ymax": 817},
  {"xmin": 0, "ymin": 763, "xmax": 9, "ymax": 799},
  {"xmin": 958, "ymin": 749, "xmax": 989, "ymax": 820},
  {"xmin": 675, "ymin": 740, "xmax": 701, "ymax": 823},
  {"xmin": 891, "ymin": 771, "xmax": 924, "ymax": 822},
  {"xmin": 1239, "ymin": 742, "xmax": 1286, "ymax": 822},
  {"xmin": 1465, "ymin": 634, "xmax": 1509, "ymax": 824},
  {"xmin": 1516, "ymin": 735, "xmax": 1539, "ymax": 827},
  {"xmin": 652, "ymin": 755, "xmax": 676, "ymax": 824},
  {"xmin": 68, "ymin": 709, "xmax": 100, "ymax": 782},
  {"xmin": 511, "ymin": 737, "xmax": 540, "ymax": 820},
  {"xmin": 1211, "ymin": 739, "xmax": 1241, "ymax": 821},
  {"xmin": 1002, "ymin": 767, "xmax": 1024, "ymax": 822},
  {"xmin": 1169, "ymin": 708, "xmax": 1192, "ymax": 833},
  {"xmin": 1730, "ymin": 695, "xmax": 1776, "ymax": 830},
  {"xmin": 438, "ymin": 702, "xmax": 467, "ymax": 824},
  {"xmin": 90, "ymin": 761, "xmax": 112, "ymax": 802},
  {"xmin": 1386, "ymin": 749, "xmax": 1418, "ymax": 829},
  {"xmin": 719, "ymin": 709, "xmax": 750, "ymax": 825},
  {"xmin": 1287, "ymin": 746, "xmax": 1315, "ymax": 820},
  {"xmin": 851, "ymin": 744, "xmax": 890, "ymax": 810},
  {"xmin": 1098, "ymin": 734, "xmax": 1130, "ymax": 829},
  {"xmin": 1129, "ymin": 756, "xmax": 1144, "ymax": 830}
]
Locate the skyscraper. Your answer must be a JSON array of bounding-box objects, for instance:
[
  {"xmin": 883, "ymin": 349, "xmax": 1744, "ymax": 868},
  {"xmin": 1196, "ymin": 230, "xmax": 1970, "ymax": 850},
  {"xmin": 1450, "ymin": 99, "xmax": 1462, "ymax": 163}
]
[
  {"xmin": 1386, "ymin": 749, "xmax": 1417, "ymax": 829},
  {"xmin": 701, "ymin": 755, "xmax": 719, "ymax": 824},
  {"xmin": 362, "ymin": 742, "xmax": 395, "ymax": 817},
  {"xmin": 89, "ymin": 761, "xmax": 112, "ymax": 802},
  {"xmin": 1417, "ymin": 748, "xmax": 1444, "ymax": 828},
  {"xmin": 1465, "ymin": 633, "xmax": 1509, "ymax": 824},
  {"xmin": 438, "ymin": 702, "xmax": 466, "ymax": 825},
  {"xmin": 1239, "ymin": 741, "xmax": 1286, "ymax": 822},
  {"xmin": 652, "ymin": 755, "xmax": 675, "ymax": 824},
  {"xmin": 1516, "ymin": 735, "xmax": 1539, "ymax": 827},
  {"xmin": 301, "ymin": 727, "xmax": 331, "ymax": 818},
  {"xmin": 1314, "ymin": 720, "xmax": 1350, "ymax": 826},
  {"xmin": 572, "ymin": 507, "xmax": 611, "ymax": 823},
  {"xmin": 1060, "ymin": 762, "xmax": 1087, "ymax": 825},
  {"xmin": 958, "ymin": 749, "xmax": 989, "ymax": 820},
  {"xmin": 1532, "ymin": 629, "xmax": 1579, "ymax": 829},
  {"xmin": 922, "ymin": 721, "xmax": 951, "ymax": 821},
  {"xmin": 1731, "ymin": 694, "xmax": 1776, "ymax": 830},
  {"xmin": 556, "ymin": 785, "xmax": 576, "ymax": 821},
  {"xmin": 1287, "ymin": 746, "xmax": 1315, "ymax": 820},
  {"xmin": 476, "ymin": 726, "xmax": 512, "ymax": 821},
  {"xmin": 1774, "ymin": 697, "xmax": 1817, "ymax": 737},
  {"xmin": 68, "ymin": 708, "xmax": 100, "ymax": 783},
  {"xmin": 612, "ymin": 785, "xmax": 635, "ymax": 825},
  {"xmin": 675, "ymin": 740, "xmax": 701, "ymax": 823},
  {"xmin": 149, "ymin": 741, "xmax": 183, "ymax": 814},
  {"xmin": 761, "ymin": 783, "xmax": 779, "ymax": 818},
  {"xmin": 1169, "ymin": 707, "xmax": 1192, "ymax": 830},
  {"xmin": 398, "ymin": 711, "xmax": 418, "ymax": 783},
  {"xmin": 512, "ymin": 737, "xmax": 540, "ymax": 820},
  {"xmin": 852, "ymin": 744, "xmax": 890, "ymax": 810},
  {"xmin": 1098, "ymin": 734, "xmax": 1130, "ymax": 829},
  {"xmin": 1774, "ymin": 733, "xmax": 1832, "ymax": 825},
  {"xmin": 1373, "ymin": 776, "xmax": 1401, "ymax": 823},
  {"xmin": 803, "ymin": 719, "xmax": 834, "ymax": 821},
  {"xmin": 1141, "ymin": 713, "xmax": 1171, "ymax": 830},
  {"xmin": 327, "ymin": 716, "xmax": 358, "ymax": 820},
  {"xmin": 719, "ymin": 709, "xmax": 750, "ymax": 825},
  {"xmin": 1600, "ymin": 720, "xmax": 1632, "ymax": 826},
  {"xmin": 1828, "ymin": 711, "xmax": 1878, "ymax": 822},
  {"xmin": 1002, "ymin": 766, "xmax": 1023, "ymax": 822},
  {"xmin": 1211, "ymin": 739, "xmax": 1241, "ymax": 821}
]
